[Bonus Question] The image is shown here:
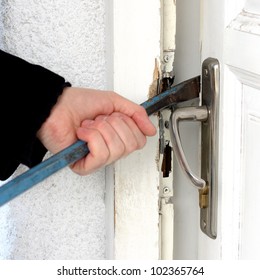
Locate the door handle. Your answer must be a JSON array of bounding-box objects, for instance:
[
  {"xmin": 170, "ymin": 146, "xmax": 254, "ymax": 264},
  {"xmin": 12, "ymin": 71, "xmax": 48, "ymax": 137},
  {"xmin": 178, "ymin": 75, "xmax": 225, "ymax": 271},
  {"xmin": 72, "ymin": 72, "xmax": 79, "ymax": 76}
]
[
  {"xmin": 169, "ymin": 58, "xmax": 220, "ymax": 239},
  {"xmin": 169, "ymin": 106, "xmax": 208, "ymax": 189}
]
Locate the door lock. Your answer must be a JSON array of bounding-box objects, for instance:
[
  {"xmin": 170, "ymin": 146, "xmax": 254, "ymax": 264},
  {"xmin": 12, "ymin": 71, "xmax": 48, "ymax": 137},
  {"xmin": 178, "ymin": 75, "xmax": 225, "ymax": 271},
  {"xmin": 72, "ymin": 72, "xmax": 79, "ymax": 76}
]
[{"xmin": 169, "ymin": 58, "xmax": 220, "ymax": 239}]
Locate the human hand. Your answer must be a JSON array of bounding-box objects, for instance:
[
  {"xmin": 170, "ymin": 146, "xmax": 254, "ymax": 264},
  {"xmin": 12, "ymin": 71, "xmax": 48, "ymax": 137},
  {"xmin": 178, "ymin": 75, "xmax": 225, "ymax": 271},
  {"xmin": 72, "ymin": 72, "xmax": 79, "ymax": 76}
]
[{"xmin": 37, "ymin": 87, "xmax": 157, "ymax": 175}]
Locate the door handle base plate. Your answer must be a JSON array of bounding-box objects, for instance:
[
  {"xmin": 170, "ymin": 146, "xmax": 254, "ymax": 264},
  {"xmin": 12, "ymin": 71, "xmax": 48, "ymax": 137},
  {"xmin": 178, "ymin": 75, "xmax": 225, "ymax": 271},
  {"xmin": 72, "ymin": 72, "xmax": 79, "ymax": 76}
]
[
  {"xmin": 200, "ymin": 57, "xmax": 220, "ymax": 239},
  {"xmin": 169, "ymin": 57, "xmax": 220, "ymax": 239}
]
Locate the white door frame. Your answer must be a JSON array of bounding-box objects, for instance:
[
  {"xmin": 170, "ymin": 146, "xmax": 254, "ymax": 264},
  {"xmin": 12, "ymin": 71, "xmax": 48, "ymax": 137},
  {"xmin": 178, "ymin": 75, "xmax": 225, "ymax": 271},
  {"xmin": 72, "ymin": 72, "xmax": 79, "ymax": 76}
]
[{"xmin": 112, "ymin": 0, "xmax": 161, "ymax": 259}]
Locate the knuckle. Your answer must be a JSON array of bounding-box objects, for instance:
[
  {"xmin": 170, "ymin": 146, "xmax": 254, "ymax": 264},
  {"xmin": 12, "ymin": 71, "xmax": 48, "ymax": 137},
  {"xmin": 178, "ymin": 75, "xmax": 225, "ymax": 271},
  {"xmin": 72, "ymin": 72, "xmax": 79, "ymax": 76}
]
[
  {"xmin": 106, "ymin": 115, "xmax": 119, "ymax": 126},
  {"xmin": 128, "ymin": 140, "xmax": 139, "ymax": 153},
  {"xmin": 100, "ymin": 149, "xmax": 110, "ymax": 164},
  {"xmin": 115, "ymin": 141, "xmax": 126, "ymax": 158},
  {"xmin": 95, "ymin": 119, "xmax": 108, "ymax": 130}
]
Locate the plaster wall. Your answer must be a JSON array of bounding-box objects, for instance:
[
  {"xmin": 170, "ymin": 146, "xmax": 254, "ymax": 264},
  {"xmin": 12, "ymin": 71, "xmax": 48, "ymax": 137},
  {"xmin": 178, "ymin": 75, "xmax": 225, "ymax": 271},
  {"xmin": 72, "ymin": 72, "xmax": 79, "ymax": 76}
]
[{"xmin": 0, "ymin": 0, "xmax": 108, "ymax": 259}]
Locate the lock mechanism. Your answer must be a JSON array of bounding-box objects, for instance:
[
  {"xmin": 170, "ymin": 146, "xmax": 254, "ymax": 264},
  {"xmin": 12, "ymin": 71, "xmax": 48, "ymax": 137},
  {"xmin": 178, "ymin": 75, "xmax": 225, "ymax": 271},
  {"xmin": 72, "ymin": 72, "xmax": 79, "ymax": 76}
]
[{"xmin": 169, "ymin": 58, "xmax": 220, "ymax": 239}]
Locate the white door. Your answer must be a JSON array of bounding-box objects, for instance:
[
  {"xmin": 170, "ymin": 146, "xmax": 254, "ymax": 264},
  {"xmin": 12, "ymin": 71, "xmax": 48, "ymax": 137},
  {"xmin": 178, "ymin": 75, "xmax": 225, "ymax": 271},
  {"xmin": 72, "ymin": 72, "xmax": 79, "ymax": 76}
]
[{"xmin": 174, "ymin": 0, "xmax": 260, "ymax": 259}]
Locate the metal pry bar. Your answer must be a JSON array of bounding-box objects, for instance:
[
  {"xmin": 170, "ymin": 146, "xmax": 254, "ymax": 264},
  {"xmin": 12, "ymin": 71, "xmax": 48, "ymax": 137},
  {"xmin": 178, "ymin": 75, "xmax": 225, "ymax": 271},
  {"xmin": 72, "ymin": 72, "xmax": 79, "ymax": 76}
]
[
  {"xmin": 143, "ymin": 75, "xmax": 200, "ymax": 115},
  {"xmin": 0, "ymin": 75, "xmax": 200, "ymax": 207}
]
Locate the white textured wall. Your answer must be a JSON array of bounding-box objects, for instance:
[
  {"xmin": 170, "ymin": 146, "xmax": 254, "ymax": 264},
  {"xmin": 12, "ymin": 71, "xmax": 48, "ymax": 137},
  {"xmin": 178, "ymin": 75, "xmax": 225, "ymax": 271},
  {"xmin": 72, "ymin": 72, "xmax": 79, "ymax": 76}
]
[
  {"xmin": 0, "ymin": 0, "xmax": 108, "ymax": 259},
  {"xmin": 0, "ymin": 1, "xmax": 3, "ymax": 49}
]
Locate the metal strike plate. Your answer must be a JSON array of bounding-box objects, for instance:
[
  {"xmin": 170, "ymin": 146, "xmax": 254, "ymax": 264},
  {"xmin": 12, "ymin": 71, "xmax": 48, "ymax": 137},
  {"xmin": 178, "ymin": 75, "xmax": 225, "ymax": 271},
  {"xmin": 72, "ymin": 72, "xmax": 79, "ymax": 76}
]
[{"xmin": 200, "ymin": 57, "xmax": 220, "ymax": 239}]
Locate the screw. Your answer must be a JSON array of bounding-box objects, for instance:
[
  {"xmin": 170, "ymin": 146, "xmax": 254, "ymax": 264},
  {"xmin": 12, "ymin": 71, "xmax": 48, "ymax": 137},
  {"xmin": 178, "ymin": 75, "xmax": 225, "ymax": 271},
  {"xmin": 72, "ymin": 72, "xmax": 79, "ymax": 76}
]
[
  {"xmin": 204, "ymin": 68, "xmax": 209, "ymax": 77},
  {"xmin": 163, "ymin": 187, "xmax": 170, "ymax": 194},
  {"xmin": 163, "ymin": 55, "xmax": 169, "ymax": 63}
]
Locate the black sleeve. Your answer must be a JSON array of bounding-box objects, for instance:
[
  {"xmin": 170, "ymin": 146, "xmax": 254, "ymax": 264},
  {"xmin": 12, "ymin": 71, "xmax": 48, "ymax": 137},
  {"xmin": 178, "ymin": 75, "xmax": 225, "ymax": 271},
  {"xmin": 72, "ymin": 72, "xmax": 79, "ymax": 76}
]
[{"xmin": 0, "ymin": 49, "xmax": 71, "ymax": 180}]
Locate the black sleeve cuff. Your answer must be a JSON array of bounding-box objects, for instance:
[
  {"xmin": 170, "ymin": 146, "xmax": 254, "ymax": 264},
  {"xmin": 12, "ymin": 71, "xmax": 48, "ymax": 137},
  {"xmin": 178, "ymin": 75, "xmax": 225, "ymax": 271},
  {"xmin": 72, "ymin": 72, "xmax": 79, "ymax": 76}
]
[{"xmin": 0, "ymin": 49, "xmax": 71, "ymax": 180}]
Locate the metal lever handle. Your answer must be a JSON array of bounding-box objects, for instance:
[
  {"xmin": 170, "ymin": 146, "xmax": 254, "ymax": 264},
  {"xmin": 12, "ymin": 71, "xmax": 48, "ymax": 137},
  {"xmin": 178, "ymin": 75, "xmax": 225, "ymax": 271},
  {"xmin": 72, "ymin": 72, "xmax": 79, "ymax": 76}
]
[
  {"xmin": 168, "ymin": 57, "xmax": 220, "ymax": 239},
  {"xmin": 169, "ymin": 106, "xmax": 208, "ymax": 190}
]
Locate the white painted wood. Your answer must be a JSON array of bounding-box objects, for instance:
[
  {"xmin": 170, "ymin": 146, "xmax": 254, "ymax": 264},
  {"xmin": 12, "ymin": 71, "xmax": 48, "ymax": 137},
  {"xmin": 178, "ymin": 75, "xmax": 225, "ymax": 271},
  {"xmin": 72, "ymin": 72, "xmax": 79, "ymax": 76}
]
[
  {"xmin": 161, "ymin": 0, "xmax": 176, "ymax": 75},
  {"xmin": 158, "ymin": 110, "xmax": 174, "ymax": 260},
  {"xmin": 113, "ymin": 0, "xmax": 160, "ymax": 259},
  {"xmin": 240, "ymin": 85, "xmax": 260, "ymax": 259},
  {"xmin": 197, "ymin": 0, "xmax": 260, "ymax": 259},
  {"xmin": 172, "ymin": 0, "xmax": 201, "ymax": 260},
  {"xmin": 245, "ymin": 0, "xmax": 260, "ymax": 14},
  {"xmin": 159, "ymin": 0, "xmax": 176, "ymax": 260},
  {"xmin": 159, "ymin": 198, "xmax": 174, "ymax": 259}
]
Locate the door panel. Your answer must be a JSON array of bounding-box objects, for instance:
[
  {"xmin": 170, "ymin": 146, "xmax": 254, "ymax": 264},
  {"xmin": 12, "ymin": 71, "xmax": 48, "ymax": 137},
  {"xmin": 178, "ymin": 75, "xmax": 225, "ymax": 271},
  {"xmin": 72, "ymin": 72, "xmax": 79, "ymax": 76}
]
[
  {"xmin": 173, "ymin": 0, "xmax": 260, "ymax": 259},
  {"xmin": 241, "ymin": 86, "xmax": 260, "ymax": 259},
  {"xmin": 197, "ymin": 0, "xmax": 260, "ymax": 259}
]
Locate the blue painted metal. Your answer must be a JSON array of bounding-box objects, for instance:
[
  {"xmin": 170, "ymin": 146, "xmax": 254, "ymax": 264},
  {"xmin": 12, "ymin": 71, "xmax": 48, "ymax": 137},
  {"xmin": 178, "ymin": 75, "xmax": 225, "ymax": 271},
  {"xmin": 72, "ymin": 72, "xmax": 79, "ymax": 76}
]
[
  {"xmin": 0, "ymin": 75, "xmax": 200, "ymax": 207},
  {"xmin": 0, "ymin": 140, "xmax": 89, "ymax": 207}
]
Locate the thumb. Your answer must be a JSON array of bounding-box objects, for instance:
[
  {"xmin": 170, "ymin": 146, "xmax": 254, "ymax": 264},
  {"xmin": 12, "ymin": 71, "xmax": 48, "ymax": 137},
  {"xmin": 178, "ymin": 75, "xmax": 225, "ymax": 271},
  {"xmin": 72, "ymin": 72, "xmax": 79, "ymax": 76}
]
[
  {"xmin": 132, "ymin": 108, "xmax": 157, "ymax": 136},
  {"xmin": 108, "ymin": 92, "xmax": 157, "ymax": 136}
]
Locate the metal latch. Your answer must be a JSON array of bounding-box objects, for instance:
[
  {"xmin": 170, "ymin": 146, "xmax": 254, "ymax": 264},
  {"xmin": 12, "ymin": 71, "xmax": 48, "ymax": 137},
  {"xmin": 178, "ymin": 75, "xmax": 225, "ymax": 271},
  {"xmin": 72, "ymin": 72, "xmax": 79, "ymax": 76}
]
[{"xmin": 169, "ymin": 58, "xmax": 220, "ymax": 239}]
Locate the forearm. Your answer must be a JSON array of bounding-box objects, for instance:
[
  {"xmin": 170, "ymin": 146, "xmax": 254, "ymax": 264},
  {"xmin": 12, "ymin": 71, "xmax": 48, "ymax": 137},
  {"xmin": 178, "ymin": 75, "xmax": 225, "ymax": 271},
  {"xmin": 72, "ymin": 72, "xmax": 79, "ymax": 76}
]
[{"xmin": 0, "ymin": 49, "xmax": 70, "ymax": 180}]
